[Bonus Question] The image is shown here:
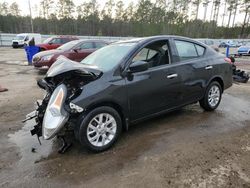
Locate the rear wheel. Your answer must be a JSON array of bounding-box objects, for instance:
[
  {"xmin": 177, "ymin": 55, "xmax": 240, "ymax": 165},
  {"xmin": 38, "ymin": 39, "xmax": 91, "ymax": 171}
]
[
  {"xmin": 199, "ymin": 81, "xmax": 222, "ymax": 111},
  {"xmin": 78, "ymin": 106, "xmax": 122, "ymax": 152}
]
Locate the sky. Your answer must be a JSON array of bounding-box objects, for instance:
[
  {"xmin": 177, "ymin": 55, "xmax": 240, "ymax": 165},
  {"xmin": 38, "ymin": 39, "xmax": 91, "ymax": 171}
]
[{"xmin": 3, "ymin": 0, "xmax": 246, "ymax": 27}]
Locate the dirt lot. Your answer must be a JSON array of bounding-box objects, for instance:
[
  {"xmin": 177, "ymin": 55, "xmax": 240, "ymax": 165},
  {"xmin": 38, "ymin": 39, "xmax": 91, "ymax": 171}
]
[{"xmin": 0, "ymin": 47, "xmax": 250, "ymax": 188}]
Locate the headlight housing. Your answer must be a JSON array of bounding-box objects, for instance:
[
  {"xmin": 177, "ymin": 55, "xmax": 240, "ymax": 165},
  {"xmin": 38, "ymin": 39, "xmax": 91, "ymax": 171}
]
[
  {"xmin": 42, "ymin": 84, "xmax": 69, "ymax": 139},
  {"xmin": 42, "ymin": 55, "xmax": 53, "ymax": 61}
]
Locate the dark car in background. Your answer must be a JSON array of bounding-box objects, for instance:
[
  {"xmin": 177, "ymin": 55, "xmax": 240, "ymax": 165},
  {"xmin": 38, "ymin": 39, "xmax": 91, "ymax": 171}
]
[
  {"xmin": 28, "ymin": 36, "xmax": 233, "ymax": 152},
  {"xmin": 32, "ymin": 39, "xmax": 108, "ymax": 69},
  {"xmin": 37, "ymin": 36, "xmax": 79, "ymax": 51}
]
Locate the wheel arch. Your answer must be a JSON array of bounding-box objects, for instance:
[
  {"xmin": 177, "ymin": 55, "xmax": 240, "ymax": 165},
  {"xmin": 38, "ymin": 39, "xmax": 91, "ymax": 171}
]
[
  {"xmin": 208, "ymin": 76, "xmax": 224, "ymax": 92},
  {"xmin": 86, "ymin": 101, "xmax": 128, "ymax": 131}
]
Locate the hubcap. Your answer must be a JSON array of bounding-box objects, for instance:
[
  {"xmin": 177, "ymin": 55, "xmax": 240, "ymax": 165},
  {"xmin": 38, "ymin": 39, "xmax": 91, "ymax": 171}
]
[
  {"xmin": 87, "ymin": 113, "xmax": 117, "ymax": 147},
  {"xmin": 208, "ymin": 85, "xmax": 220, "ymax": 107}
]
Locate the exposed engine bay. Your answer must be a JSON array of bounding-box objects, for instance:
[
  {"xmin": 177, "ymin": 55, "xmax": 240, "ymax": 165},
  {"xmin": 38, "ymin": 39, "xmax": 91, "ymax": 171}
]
[{"xmin": 23, "ymin": 57, "xmax": 102, "ymax": 153}]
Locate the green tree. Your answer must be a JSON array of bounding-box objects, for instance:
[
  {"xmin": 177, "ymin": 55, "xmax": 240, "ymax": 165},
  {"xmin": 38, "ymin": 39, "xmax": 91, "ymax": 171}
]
[
  {"xmin": 191, "ymin": 0, "xmax": 201, "ymax": 19},
  {"xmin": 9, "ymin": 2, "xmax": 20, "ymax": 16},
  {"xmin": 202, "ymin": 0, "xmax": 210, "ymax": 21},
  {"xmin": 134, "ymin": 0, "xmax": 153, "ymax": 23},
  {"xmin": 210, "ymin": 0, "xmax": 220, "ymax": 26},
  {"xmin": 57, "ymin": 0, "xmax": 75, "ymax": 19},
  {"xmin": 0, "ymin": 2, "xmax": 9, "ymax": 15},
  {"xmin": 227, "ymin": 0, "xmax": 235, "ymax": 27},
  {"xmin": 123, "ymin": 2, "xmax": 134, "ymax": 21},
  {"xmin": 232, "ymin": 0, "xmax": 239, "ymax": 27},
  {"xmin": 240, "ymin": 0, "xmax": 250, "ymax": 36},
  {"xmin": 40, "ymin": 0, "xmax": 54, "ymax": 19},
  {"xmin": 115, "ymin": 1, "xmax": 125, "ymax": 21}
]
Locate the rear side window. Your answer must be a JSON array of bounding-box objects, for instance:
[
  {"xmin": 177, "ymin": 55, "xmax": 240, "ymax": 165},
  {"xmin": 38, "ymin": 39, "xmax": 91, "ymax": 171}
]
[
  {"xmin": 79, "ymin": 42, "xmax": 94, "ymax": 49},
  {"xmin": 50, "ymin": 38, "xmax": 61, "ymax": 44},
  {"xmin": 175, "ymin": 40, "xmax": 205, "ymax": 61},
  {"xmin": 95, "ymin": 42, "xmax": 107, "ymax": 49},
  {"xmin": 196, "ymin": 45, "xmax": 205, "ymax": 56},
  {"xmin": 61, "ymin": 38, "xmax": 70, "ymax": 44}
]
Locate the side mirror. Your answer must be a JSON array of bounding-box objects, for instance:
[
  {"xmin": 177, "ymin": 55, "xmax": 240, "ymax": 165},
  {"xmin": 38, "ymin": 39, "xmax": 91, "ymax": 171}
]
[
  {"xmin": 48, "ymin": 42, "xmax": 53, "ymax": 45},
  {"xmin": 128, "ymin": 61, "xmax": 148, "ymax": 73}
]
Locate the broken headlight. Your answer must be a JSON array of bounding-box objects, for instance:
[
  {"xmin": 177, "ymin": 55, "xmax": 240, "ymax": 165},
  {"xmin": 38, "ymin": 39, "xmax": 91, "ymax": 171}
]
[{"xmin": 42, "ymin": 84, "xmax": 69, "ymax": 140}]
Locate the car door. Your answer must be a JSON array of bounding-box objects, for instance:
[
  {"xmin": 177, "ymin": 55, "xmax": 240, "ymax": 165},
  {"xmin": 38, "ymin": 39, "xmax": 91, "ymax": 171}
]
[
  {"xmin": 72, "ymin": 42, "xmax": 95, "ymax": 62},
  {"xmin": 173, "ymin": 39, "xmax": 211, "ymax": 104},
  {"xmin": 125, "ymin": 40, "xmax": 184, "ymax": 121}
]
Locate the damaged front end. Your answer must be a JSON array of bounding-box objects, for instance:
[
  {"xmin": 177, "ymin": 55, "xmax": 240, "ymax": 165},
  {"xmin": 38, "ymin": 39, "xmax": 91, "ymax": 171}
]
[{"xmin": 23, "ymin": 57, "xmax": 102, "ymax": 152}]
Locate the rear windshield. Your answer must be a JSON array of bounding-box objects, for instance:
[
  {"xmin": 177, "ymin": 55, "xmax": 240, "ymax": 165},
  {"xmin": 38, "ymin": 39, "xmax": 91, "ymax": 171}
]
[{"xmin": 43, "ymin": 38, "xmax": 52, "ymax": 44}]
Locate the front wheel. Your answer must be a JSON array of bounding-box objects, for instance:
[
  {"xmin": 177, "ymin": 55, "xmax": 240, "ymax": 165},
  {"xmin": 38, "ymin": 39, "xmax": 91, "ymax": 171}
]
[
  {"xmin": 199, "ymin": 81, "xmax": 222, "ymax": 111},
  {"xmin": 78, "ymin": 106, "xmax": 122, "ymax": 152}
]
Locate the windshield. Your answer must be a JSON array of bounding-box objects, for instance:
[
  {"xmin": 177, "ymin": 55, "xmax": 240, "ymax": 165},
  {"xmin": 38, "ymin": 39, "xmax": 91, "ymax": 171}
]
[
  {"xmin": 80, "ymin": 42, "xmax": 136, "ymax": 71},
  {"xmin": 57, "ymin": 40, "xmax": 79, "ymax": 51},
  {"xmin": 43, "ymin": 37, "xmax": 52, "ymax": 44},
  {"xmin": 14, "ymin": 35, "xmax": 25, "ymax": 40}
]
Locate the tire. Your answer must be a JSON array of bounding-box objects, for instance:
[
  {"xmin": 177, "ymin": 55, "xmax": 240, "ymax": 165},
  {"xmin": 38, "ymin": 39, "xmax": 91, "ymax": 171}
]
[
  {"xmin": 78, "ymin": 106, "xmax": 122, "ymax": 152},
  {"xmin": 199, "ymin": 81, "xmax": 222, "ymax": 111}
]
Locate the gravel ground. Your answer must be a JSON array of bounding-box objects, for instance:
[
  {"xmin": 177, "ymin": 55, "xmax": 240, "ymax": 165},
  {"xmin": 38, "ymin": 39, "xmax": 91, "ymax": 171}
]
[{"xmin": 0, "ymin": 47, "xmax": 250, "ymax": 188}]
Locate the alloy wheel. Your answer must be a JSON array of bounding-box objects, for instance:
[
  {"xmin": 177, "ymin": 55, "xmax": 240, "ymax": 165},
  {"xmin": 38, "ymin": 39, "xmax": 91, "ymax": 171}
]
[
  {"xmin": 208, "ymin": 85, "xmax": 221, "ymax": 107},
  {"xmin": 86, "ymin": 113, "xmax": 117, "ymax": 147}
]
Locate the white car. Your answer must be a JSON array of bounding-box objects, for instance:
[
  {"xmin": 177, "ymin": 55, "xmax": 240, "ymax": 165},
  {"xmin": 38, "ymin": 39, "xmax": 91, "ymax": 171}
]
[{"xmin": 12, "ymin": 33, "xmax": 42, "ymax": 48}]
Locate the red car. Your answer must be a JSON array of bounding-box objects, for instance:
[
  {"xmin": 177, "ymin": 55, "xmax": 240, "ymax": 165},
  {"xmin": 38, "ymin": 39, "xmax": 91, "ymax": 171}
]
[
  {"xmin": 37, "ymin": 36, "xmax": 79, "ymax": 51},
  {"xmin": 32, "ymin": 39, "xmax": 108, "ymax": 69}
]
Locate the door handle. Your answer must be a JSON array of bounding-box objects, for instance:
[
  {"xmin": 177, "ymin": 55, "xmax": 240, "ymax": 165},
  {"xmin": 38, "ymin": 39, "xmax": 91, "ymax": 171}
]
[
  {"xmin": 167, "ymin": 73, "xmax": 178, "ymax": 79},
  {"xmin": 205, "ymin": 65, "xmax": 213, "ymax": 70}
]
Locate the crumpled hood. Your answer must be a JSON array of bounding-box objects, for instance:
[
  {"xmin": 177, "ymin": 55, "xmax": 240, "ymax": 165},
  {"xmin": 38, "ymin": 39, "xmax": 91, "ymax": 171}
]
[{"xmin": 46, "ymin": 56, "xmax": 102, "ymax": 78}]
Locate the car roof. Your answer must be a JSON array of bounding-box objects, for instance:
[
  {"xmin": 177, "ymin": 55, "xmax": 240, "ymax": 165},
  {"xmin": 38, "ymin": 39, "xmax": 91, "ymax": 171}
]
[
  {"xmin": 116, "ymin": 35, "xmax": 204, "ymax": 46},
  {"xmin": 56, "ymin": 35, "xmax": 78, "ymax": 38},
  {"xmin": 77, "ymin": 39, "xmax": 109, "ymax": 43},
  {"xmin": 117, "ymin": 35, "xmax": 196, "ymax": 43}
]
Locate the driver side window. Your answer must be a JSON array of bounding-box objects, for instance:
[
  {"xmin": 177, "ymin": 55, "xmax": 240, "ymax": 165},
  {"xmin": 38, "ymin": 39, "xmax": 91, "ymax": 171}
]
[
  {"xmin": 132, "ymin": 48, "xmax": 157, "ymax": 62},
  {"xmin": 132, "ymin": 40, "xmax": 170, "ymax": 68},
  {"xmin": 50, "ymin": 38, "xmax": 61, "ymax": 44}
]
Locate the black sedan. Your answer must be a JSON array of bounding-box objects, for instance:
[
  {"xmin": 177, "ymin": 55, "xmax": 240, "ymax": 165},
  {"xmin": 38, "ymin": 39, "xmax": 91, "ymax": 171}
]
[{"xmin": 27, "ymin": 35, "xmax": 233, "ymax": 152}]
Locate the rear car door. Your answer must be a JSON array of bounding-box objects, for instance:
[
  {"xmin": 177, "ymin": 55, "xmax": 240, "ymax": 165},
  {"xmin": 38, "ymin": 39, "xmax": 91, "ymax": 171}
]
[{"xmin": 172, "ymin": 39, "xmax": 211, "ymax": 103}]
